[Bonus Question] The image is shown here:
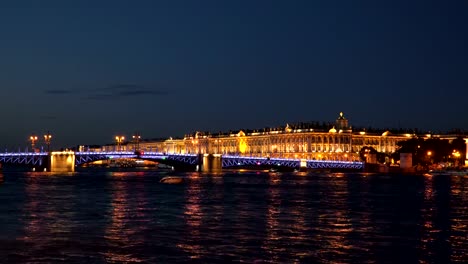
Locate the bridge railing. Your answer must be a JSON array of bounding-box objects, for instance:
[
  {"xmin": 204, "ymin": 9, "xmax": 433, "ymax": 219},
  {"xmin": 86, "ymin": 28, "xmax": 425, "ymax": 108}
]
[
  {"xmin": 0, "ymin": 152, "xmax": 48, "ymax": 156},
  {"xmin": 0, "ymin": 152, "xmax": 46, "ymax": 166},
  {"xmin": 0, "ymin": 151, "xmax": 364, "ymax": 169},
  {"xmin": 221, "ymin": 155, "xmax": 364, "ymax": 169}
]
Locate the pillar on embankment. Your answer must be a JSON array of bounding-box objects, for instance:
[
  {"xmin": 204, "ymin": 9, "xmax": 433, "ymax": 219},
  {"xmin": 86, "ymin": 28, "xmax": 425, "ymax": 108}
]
[
  {"xmin": 400, "ymin": 153, "xmax": 414, "ymax": 173},
  {"xmin": 200, "ymin": 154, "xmax": 222, "ymax": 172},
  {"xmin": 47, "ymin": 151, "xmax": 75, "ymax": 172},
  {"xmin": 465, "ymin": 138, "xmax": 468, "ymax": 167}
]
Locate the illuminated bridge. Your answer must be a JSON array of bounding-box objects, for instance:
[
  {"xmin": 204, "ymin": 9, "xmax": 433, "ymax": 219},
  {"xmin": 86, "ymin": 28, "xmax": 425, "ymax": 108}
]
[{"xmin": 0, "ymin": 151, "xmax": 364, "ymax": 171}]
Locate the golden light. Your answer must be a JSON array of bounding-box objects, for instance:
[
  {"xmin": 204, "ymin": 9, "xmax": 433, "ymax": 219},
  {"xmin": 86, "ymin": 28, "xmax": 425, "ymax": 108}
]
[
  {"xmin": 300, "ymin": 159, "xmax": 307, "ymax": 167},
  {"xmin": 43, "ymin": 131, "xmax": 52, "ymax": 152},
  {"xmin": 427, "ymin": 151, "xmax": 432, "ymax": 156},
  {"xmin": 30, "ymin": 135, "xmax": 38, "ymax": 149},
  {"xmin": 115, "ymin": 136, "xmax": 125, "ymax": 151},
  {"xmin": 239, "ymin": 139, "xmax": 247, "ymax": 154},
  {"xmin": 29, "ymin": 135, "xmax": 37, "ymax": 147}
]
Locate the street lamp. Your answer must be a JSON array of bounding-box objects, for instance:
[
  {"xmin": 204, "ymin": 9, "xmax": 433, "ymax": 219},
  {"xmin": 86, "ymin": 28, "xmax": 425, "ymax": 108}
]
[
  {"xmin": 43, "ymin": 132, "xmax": 52, "ymax": 152},
  {"xmin": 30, "ymin": 135, "xmax": 38, "ymax": 151},
  {"xmin": 453, "ymin": 150, "xmax": 461, "ymax": 166},
  {"xmin": 115, "ymin": 136, "xmax": 125, "ymax": 151},
  {"xmin": 132, "ymin": 133, "xmax": 141, "ymax": 151},
  {"xmin": 426, "ymin": 151, "xmax": 433, "ymax": 165}
]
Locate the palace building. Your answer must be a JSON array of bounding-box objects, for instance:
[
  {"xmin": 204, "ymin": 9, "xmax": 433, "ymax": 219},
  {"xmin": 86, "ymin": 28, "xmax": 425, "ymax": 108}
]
[{"xmin": 109, "ymin": 113, "xmax": 413, "ymax": 162}]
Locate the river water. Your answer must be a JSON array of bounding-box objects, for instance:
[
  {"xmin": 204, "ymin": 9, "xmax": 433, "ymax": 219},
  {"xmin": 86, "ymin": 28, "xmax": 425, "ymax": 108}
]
[{"xmin": 0, "ymin": 168, "xmax": 467, "ymax": 263}]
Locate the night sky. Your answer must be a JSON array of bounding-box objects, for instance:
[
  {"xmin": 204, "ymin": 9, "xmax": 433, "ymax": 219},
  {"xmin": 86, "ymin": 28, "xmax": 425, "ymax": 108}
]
[{"xmin": 1, "ymin": 0, "xmax": 467, "ymax": 149}]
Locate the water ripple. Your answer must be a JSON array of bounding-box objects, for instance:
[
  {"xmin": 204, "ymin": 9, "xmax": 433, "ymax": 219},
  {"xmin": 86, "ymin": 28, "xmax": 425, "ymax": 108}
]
[{"xmin": 0, "ymin": 170, "xmax": 467, "ymax": 263}]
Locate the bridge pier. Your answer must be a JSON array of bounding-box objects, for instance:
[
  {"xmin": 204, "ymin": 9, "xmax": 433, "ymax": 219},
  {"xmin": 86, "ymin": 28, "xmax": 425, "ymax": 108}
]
[
  {"xmin": 48, "ymin": 151, "xmax": 75, "ymax": 172},
  {"xmin": 200, "ymin": 154, "xmax": 222, "ymax": 172}
]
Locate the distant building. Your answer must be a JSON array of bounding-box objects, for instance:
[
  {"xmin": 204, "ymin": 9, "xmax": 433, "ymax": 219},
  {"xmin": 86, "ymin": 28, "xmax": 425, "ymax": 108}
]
[{"xmin": 115, "ymin": 112, "xmax": 413, "ymax": 161}]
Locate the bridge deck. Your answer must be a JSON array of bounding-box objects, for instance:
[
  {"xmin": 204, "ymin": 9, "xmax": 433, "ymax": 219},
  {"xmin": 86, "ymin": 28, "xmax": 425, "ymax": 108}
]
[{"xmin": 1, "ymin": 152, "xmax": 364, "ymax": 170}]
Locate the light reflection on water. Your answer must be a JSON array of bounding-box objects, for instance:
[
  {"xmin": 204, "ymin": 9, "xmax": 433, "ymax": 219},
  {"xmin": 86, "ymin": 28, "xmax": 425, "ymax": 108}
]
[
  {"xmin": 0, "ymin": 170, "xmax": 466, "ymax": 263},
  {"xmin": 262, "ymin": 175, "xmax": 282, "ymax": 263},
  {"xmin": 104, "ymin": 177, "xmax": 136, "ymax": 263},
  {"xmin": 178, "ymin": 173, "xmax": 203, "ymax": 259}
]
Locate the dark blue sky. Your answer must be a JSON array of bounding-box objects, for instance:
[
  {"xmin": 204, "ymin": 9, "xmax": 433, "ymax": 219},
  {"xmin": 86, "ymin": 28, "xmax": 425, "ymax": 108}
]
[{"xmin": 0, "ymin": 0, "xmax": 467, "ymax": 148}]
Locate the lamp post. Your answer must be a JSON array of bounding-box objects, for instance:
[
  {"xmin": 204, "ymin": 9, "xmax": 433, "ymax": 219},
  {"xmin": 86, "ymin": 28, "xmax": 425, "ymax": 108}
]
[
  {"xmin": 115, "ymin": 136, "xmax": 125, "ymax": 151},
  {"xmin": 44, "ymin": 132, "xmax": 52, "ymax": 152},
  {"xmin": 132, "ymin": 133, "xmax": 141, "ymax": 151},
  {"xmin": 427, "ymin": 151, "xmax": 432, "ymax": 165},
  {"xmin": 30, "ymin": 135, "xmax": 38, "ymax": 152},
  {"xmin": 452, "ymin": 150, "xmax": 461, "ymax": 167}
]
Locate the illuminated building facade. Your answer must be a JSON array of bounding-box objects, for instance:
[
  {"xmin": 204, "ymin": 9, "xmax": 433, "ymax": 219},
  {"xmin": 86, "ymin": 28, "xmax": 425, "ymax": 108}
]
[{"xmin": 130, "ymin": 113, "xmax": 411, "ymax": 161}]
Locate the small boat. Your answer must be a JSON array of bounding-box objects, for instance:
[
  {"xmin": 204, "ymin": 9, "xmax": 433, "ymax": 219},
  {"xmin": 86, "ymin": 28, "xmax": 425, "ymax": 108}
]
[
  {"xmin": 428, "ymin": 169, "xmax": 468, "ymax": 176},
  {"xmin": 158, "ymin": 164, "xmax": 175, "ymax": 170},
  {"xmin": 160, "ymin": 176, "xmax": 184, "ymax": 184}
]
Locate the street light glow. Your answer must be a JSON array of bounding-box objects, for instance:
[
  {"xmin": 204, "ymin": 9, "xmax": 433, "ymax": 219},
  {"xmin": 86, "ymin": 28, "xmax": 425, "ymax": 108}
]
[
  {"xmin": 115, "ymin": 136, "xmax": 125, "ymax": 151},
  {"xmin": 30, "ymin": 135, "xmax": 38, "ymax": 151},
  {"xmin": 44, "ymin": 131, "xmax": 52, "ymax": 152}
]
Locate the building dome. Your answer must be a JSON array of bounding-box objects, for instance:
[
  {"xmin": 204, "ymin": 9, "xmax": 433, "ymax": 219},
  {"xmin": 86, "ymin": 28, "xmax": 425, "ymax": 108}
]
[
  {"xmin": 382, "ymin": 131, "xmax": 391, "ymax": 136},
  {"xmin": 329, "ymin": 127, "xmax": 337, "ymax": 133},
  {"xmin": 336, "ymin": 112, "xmax": 349, "ymax": 129},
  {"xmin": 337, "ymin": 112, "xmax": 346, "ymax": 120}
]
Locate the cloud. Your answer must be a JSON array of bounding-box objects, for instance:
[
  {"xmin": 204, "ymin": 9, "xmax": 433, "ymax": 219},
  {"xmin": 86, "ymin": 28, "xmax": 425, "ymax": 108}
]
[
  {"xmin": 103, "ymin": 84, "xmax": 143, "ymax": 91},
  {"xmin": 117, "ymin": 89, "xmax": 169, "ymax": 96},
  {"xmin": 44, "ymin": 84, "xmax": 170, "ymax": 101},
  {"xmin": 84, "ymin": 84, "xmax": 169, "ymax": 101}
]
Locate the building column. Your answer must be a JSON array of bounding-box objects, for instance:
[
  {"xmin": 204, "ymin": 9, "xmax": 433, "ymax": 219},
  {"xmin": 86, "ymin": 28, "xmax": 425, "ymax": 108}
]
[
  {"xmin": 465, "ymin": 138, "xmax": 468, "ymax": 166},
  {"xmin": 321, "ymin": 136, "xmax": 324, "ymax": 152}
]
